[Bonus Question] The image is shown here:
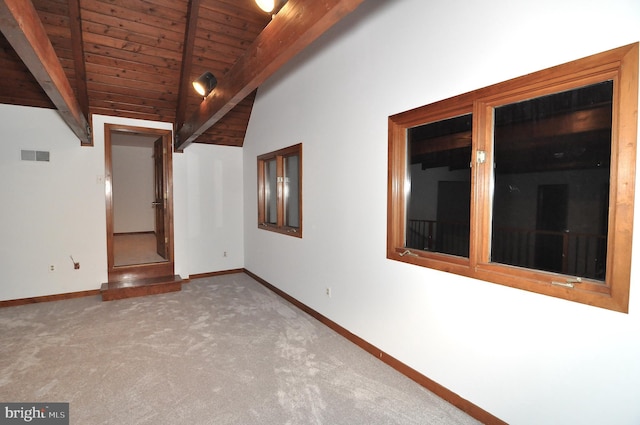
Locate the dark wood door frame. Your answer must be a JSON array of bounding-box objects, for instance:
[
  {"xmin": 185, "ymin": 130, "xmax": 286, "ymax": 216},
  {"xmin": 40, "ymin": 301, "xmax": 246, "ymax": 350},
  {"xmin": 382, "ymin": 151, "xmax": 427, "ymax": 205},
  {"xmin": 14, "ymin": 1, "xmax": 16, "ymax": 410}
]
[{"xmin": 105, "ymin": 124, "xmax": 175, "ymax": 282}]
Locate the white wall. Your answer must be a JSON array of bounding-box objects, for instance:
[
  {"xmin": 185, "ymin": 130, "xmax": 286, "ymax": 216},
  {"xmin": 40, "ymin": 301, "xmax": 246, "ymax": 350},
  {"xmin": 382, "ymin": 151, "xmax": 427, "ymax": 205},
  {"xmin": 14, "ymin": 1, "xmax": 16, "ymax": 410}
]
[
  {"xmin": 0, "ymin": 110, "xmax": 241, "ymax": 300},
  {"xmin": 242, "ymin": 0, "xmax": 640, "ymax": 424},
  {"xmin": 0, "ymin": 105, "xmax": 107, "ymax": 300},
  {"xmin": 185, "ymin": 143, "xmax": 244, "ymax": 275},
  {"xmin": 112, "ymin": 144, "xmax": 155, "ymax": 233}
]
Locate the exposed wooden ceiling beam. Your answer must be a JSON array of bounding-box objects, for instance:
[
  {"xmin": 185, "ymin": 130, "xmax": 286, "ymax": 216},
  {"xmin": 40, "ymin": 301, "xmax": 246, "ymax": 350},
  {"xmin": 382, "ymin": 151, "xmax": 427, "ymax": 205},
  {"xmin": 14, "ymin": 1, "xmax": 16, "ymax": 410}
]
[
  {"xmin": 175, "ymin": 0, "xmax": 366, "ymax": 151},
  {"xmin": 0, "ymin": 0, "xmax": 90, "ymax": 144},
  {"xmin": 175, "ymin": 0, "xmax": 201, "ymax": 137}
]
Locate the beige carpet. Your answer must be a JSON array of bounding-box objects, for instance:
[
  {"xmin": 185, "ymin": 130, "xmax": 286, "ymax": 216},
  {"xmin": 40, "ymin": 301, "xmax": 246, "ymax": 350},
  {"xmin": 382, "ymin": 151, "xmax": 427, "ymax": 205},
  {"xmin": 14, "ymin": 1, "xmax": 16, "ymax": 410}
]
[{"xmin": 0, "ymin": 274, "xmax": 480, "ymax": 425}]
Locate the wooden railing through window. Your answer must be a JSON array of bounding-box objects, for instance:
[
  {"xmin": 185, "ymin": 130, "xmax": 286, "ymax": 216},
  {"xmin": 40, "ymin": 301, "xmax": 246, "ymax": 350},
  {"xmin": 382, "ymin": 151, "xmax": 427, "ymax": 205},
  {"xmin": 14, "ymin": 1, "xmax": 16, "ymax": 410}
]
[
  {"xmin": 406, "ymin": 219, "xmax": 606, "ymax": 279},
  {"xmin": 406, "ymin": 219, "xmax": 469, "ymax": 257}
]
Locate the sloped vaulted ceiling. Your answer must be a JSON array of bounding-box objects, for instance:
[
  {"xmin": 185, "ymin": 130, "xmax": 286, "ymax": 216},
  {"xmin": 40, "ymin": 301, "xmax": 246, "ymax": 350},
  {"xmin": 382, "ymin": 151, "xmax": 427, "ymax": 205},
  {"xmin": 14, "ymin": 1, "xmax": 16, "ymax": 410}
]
[{"xmin": 0, "ymin": 0, "xmax": 365, "ymax": 149}]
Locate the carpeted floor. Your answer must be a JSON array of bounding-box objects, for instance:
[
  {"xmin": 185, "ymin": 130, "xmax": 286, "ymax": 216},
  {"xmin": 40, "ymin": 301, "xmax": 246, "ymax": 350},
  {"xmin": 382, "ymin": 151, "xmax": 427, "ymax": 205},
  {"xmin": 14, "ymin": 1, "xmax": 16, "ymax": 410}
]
[{"xmin": 0, "ymin": 274, "xmax": 481, "ymax": 425}]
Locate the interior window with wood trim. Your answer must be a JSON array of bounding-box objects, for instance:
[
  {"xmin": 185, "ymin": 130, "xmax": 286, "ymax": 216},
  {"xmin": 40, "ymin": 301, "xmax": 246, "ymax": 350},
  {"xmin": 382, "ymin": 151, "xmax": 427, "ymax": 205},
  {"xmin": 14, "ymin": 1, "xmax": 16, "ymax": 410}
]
[
  {"xmin": 388, "ymin": 43, "xmax": 638, "ymax": 313},
  {"xmin": 258, "ymin": 143, "xmax": 303, "ymax": 237}
]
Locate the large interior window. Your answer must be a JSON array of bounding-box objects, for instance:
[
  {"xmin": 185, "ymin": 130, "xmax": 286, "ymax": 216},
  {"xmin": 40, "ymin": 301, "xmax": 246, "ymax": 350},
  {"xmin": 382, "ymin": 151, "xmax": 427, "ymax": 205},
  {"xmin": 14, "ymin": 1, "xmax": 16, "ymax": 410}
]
[
  {"xmin": 258, "ymin": 143, "xmax": 302, "ymax": 237},
  {"xmin": 388, "ymin": 43, "xmax": 638, "ymax": 312}
]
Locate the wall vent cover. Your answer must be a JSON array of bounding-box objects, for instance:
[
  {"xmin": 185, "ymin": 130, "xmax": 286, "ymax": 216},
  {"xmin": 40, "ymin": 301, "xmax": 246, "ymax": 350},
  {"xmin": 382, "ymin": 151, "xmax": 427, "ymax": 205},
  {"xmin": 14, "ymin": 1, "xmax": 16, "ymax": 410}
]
[{"xmin": 21, "ymin": 150, "xmax": 50, "ymax": 162}]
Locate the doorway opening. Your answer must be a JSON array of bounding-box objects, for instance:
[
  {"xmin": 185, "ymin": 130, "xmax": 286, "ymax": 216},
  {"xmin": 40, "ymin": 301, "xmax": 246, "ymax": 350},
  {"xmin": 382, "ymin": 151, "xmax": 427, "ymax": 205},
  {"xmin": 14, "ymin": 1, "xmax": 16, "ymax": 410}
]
[{"xmin": 104, "ymin": 124, "xmax": 176, "ymax": 284}]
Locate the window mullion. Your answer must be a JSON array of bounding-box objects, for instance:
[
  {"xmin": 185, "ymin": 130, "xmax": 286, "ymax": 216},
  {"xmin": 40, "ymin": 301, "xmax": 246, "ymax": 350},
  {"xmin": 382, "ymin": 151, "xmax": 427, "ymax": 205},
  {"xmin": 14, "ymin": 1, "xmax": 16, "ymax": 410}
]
[{"xmin": 471, "ymin": 101, "xmax": 494, "ymax": 268}]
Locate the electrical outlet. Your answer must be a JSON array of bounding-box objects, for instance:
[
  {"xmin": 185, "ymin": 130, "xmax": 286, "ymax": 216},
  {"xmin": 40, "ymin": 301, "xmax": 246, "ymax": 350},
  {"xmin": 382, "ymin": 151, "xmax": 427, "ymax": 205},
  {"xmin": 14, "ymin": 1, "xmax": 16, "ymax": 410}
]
[
  {"xmin": 325, "ymin": 287, "xmax": 332, "ymax": 297},
  {"xmin": 223, "ymin": 251, "xmax": 227, "ymax": 257},
  {"xmin": 49, "ymin": 264, "xmax": 55, "ymax": 272},
  {"xmin": 74, "ymin": 262, "xmax": 80, "ymax": 270}
]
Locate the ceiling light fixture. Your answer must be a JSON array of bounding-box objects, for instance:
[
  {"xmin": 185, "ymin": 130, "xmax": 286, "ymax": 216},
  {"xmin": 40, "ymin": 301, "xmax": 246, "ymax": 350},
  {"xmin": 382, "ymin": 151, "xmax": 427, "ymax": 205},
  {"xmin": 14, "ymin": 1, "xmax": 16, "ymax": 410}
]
[
  {"xmin": 255, "ymin": 0, "xmax": 286, "ymax": 14},
  {"xmin": 192, "ymin": 71, "xmax": 217, "ymax": 97}
]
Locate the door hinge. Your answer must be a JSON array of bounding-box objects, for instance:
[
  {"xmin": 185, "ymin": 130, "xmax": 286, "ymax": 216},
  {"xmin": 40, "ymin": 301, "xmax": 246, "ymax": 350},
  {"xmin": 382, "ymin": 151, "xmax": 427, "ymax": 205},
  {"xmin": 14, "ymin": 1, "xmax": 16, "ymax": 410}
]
[{"xmin": 476, "ymin": 150, "xmax": 487, "ymax": 164}]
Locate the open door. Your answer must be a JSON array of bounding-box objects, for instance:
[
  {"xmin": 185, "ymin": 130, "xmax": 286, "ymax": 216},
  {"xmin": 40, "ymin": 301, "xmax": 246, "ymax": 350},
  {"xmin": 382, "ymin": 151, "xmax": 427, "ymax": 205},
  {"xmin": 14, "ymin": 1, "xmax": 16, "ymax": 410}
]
[
  {"xmin": 105, "ymin": 124, "xmax": 175, "ymax": 283},
  {"xmin": 153, "ymin": 138, "xmax": 167, "ymax": 258}
]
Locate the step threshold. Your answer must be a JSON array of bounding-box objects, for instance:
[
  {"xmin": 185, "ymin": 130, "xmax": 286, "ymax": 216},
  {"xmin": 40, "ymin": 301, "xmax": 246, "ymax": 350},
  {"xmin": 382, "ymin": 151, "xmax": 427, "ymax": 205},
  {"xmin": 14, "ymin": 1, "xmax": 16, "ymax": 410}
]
[{"xmin": 100, "ymin": 275, "xmax": 183, "ymax": 301}]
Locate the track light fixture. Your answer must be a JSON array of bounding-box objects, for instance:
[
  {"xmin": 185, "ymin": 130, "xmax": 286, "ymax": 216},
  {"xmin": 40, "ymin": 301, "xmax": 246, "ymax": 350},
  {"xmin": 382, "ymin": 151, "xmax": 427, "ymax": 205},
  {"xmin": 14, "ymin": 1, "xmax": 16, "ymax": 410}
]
[
  {"xmin": 255, "ymin": 0, "xmax": 287, "ymax": 14},
  {"xmin": 192, "ymin": 71, "xmax": 217, "ymax": 97}
]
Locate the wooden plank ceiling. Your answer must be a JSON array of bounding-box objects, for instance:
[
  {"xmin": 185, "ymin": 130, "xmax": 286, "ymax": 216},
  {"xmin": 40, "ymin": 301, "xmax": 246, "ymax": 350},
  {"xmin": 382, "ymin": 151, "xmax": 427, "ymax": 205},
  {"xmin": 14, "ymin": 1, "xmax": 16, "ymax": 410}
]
[{"xmin": 0, "ymin": 0, "xmax": 365, "ymax": 148}]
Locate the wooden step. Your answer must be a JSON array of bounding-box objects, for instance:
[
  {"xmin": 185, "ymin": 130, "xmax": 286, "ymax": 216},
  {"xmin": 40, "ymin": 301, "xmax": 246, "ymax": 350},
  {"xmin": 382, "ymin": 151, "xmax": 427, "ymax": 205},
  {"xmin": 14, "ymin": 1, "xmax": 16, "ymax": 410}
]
[{"xmin": 100, "ymin": 275, "xmax": 183, "ymax": 301}]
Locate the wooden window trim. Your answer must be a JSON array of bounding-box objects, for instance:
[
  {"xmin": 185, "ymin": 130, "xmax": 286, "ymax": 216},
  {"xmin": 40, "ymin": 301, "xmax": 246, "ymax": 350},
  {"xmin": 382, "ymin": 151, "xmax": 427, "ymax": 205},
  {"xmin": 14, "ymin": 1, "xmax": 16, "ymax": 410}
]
[
  {"xmin": 258, "ymin": 143, "xmax": 303, "ymax": 238},
  {"xmin": 388, "ymin": 43, "xmax": 638, "ymax": 313}
]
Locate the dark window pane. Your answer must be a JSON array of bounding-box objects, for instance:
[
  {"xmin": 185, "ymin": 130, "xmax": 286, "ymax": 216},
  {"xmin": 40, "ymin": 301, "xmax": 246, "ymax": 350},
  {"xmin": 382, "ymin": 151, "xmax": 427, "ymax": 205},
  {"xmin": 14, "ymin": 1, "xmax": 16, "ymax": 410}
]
[
  {"xmin": 406, "ymin": 114, "xmax": 472, "ymax": 257},
  {"xmin": 491, "ymin": 81, "xmax": 613, "ymax": 280}
]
